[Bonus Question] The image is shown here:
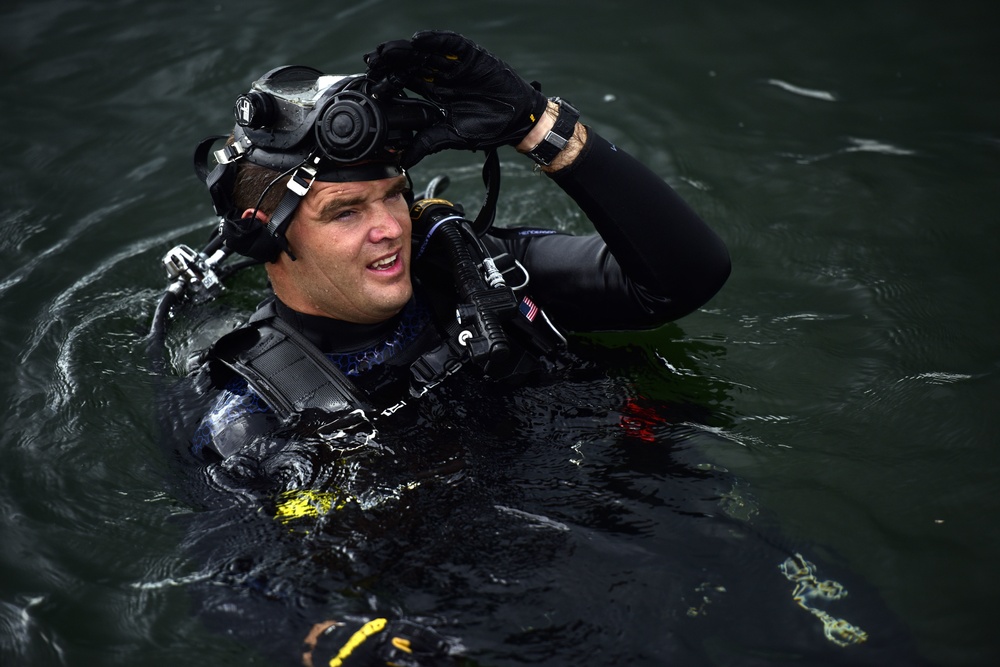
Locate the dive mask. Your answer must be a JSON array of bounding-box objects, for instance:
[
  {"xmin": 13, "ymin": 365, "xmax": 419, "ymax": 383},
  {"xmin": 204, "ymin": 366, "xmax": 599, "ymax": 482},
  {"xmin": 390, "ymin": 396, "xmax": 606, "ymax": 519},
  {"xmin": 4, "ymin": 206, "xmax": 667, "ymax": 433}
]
[{"xmin": 216, "ymin": 65, "xmax": 444, "ymax": 174}]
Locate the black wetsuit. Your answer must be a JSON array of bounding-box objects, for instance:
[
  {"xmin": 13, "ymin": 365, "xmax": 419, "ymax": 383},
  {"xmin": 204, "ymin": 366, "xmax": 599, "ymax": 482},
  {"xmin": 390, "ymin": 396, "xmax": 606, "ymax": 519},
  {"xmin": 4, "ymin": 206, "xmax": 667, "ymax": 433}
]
[
  {"xmin": 191, "ymin": 130, "xmax": 731, "ymax": 459},
  {"xmin": 175, "ymin": 134, "xmax": 933, "ymax": 667}
]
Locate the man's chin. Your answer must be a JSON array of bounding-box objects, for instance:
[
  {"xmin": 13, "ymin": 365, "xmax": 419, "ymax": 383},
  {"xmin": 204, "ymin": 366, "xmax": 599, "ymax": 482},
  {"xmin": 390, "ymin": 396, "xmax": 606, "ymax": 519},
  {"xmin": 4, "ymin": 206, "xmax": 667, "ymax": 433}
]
[{"xmin": 372, "ymin": 289, "xmax": 413, "ymax": 321}]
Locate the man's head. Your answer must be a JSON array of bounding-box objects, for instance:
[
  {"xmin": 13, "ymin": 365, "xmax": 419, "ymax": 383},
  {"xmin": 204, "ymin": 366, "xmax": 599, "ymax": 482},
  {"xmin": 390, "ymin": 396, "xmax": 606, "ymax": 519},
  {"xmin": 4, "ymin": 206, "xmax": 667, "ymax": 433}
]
[
  {"xmin": 198, "ymin": 64, "xmax": 443, "ymax": 322},
  {"xmin": 224, "ymin": 137, "xmax": 414, "ymax": 324},
  {"xmin": 249, "ymin": 173, "xmax": 413, "ymax": 324}
]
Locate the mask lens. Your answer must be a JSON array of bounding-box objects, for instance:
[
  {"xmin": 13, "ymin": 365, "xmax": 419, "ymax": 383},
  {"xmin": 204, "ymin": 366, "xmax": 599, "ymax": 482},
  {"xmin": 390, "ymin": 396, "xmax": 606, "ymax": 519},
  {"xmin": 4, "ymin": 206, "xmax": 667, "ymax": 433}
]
[{"xmin": 252, "ymin": 66, "xmax": 325, "ymax": 105}]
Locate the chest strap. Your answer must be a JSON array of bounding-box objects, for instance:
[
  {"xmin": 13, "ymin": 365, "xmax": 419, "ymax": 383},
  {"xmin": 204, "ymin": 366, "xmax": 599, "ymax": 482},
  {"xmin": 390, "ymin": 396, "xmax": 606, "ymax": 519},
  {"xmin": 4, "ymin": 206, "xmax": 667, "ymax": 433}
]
[{"xmin": 210, "ymin": 304, "xmax": 372, "ymax": 423}]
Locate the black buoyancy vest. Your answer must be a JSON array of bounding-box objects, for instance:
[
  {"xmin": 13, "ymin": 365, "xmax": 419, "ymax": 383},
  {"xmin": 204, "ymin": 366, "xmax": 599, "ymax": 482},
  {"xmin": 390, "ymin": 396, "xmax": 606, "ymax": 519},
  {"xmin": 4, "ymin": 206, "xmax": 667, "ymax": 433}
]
[
  {"xmin": 203, "ymin": 234, "xmax": 566, "ymax": 426},
  {"xmin": 207, "ymin": 299, "xmax": 372, "ymax": 423}
]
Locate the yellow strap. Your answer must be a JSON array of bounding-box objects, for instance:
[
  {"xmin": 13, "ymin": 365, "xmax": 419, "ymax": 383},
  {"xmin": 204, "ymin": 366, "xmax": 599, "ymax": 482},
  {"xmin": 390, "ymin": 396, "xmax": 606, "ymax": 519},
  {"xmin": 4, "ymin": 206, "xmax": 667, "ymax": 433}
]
[
  {"xmin": 274, "ymin": 489, "xmax": 352, "ymax": 524},
  {"xmin": 329, "ymin": 618, "xmax": 388, "ymax": 667},
  {"xmin": 391, "ymin": 636, "xmax": 413, "ymax": 653}
]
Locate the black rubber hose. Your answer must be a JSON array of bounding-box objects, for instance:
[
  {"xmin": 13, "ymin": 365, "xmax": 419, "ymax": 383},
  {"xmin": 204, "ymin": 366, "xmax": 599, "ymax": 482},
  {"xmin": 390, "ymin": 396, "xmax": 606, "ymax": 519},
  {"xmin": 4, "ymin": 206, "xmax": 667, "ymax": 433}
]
[
  {"xmin": 147, "ymin": 285, "xmax": 180, "ymax": 375},
  {"xmin": 436, "ymin": 221, "xmax": 509, "ymax": 364}
]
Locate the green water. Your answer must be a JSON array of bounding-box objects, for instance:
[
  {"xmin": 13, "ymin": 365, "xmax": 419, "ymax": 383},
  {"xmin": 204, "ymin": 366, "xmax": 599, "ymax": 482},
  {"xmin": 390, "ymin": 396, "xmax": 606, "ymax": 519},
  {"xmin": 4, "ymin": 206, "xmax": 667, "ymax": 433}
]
[{"xmin": 1, "ymin": 1, "xmax": 997, "ymax": 665}]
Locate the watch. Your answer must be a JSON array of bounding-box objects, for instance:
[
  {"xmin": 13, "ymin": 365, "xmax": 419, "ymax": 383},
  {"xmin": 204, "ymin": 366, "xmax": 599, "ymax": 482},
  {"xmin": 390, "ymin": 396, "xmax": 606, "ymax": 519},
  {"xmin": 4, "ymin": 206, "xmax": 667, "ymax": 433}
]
[{"xmin": 526, "ymin": 97, "xmax": 580, "ymax": 166}]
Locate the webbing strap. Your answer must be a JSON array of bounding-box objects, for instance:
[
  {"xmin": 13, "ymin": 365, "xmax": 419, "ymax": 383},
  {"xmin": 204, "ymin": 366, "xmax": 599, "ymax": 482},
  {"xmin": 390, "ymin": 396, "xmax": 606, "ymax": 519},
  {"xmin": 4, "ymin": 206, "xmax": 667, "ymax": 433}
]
[
  {"xmin": 470, "ymin": 148, "xmax": 501, "ymax": 237},
  {"xmin": 193, "ymin": 135, "xmax": 228, "ymax": 184},
  {"xmin": 213, "ymin": 310, "xmax": 372, "ymax": 422}
]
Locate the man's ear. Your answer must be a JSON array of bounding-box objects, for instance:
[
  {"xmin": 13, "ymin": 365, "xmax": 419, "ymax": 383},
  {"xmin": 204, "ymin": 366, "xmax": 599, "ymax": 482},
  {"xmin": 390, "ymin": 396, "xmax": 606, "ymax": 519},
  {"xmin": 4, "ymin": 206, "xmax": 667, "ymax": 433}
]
[
  {"xmin": 220, "ymin": 208, "xmax": 282, "ymax": 263},
  {"xmin": 242, "ymin": 208, "xmax": 269, "ymax": 224}
]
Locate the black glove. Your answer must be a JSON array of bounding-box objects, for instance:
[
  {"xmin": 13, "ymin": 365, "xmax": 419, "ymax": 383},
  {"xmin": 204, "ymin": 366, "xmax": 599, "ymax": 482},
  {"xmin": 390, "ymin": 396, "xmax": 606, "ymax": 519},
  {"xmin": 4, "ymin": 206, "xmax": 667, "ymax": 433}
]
[
  {"xmin": 310, "ymin": 617, "xmax": 457, "ymax": 666},
  {"xmin": 365, "ymin": 30, "xmax": 548, "ymax": 167}
]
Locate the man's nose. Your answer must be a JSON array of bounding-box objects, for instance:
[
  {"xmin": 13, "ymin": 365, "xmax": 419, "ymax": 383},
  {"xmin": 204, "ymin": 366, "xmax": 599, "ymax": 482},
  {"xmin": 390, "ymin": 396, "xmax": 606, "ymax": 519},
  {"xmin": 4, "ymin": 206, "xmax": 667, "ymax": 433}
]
[{"xmin": 369, "ymin": 204, "xmax": 404, "ymax": 242}]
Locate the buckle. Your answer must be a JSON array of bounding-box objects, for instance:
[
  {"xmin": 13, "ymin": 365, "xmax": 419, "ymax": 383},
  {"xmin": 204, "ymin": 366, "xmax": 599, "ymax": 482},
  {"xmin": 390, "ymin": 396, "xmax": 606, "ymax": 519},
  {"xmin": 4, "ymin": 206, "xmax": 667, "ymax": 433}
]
[
  {"xmin": 212, "ymin": 136, "xmax": 250, "ymax": 164},
  {"xmin": 287, "ymin": 165, "xmax": 318, "ymax": 196}
]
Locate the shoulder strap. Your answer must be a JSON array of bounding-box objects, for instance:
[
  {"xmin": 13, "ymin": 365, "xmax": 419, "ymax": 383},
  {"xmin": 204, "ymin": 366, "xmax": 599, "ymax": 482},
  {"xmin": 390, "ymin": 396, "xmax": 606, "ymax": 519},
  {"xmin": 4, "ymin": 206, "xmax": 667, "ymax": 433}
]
[{"xmin": 210, "ymin": 302, "xmax": 372, "ymax": 422}]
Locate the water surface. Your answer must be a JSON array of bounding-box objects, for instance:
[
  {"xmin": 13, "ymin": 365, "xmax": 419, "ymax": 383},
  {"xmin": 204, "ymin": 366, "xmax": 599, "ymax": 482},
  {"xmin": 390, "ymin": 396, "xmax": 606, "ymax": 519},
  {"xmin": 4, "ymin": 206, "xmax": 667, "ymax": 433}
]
[{"xmin": 1, "ymin": 1, "xmax": 997, "ymax": 665}]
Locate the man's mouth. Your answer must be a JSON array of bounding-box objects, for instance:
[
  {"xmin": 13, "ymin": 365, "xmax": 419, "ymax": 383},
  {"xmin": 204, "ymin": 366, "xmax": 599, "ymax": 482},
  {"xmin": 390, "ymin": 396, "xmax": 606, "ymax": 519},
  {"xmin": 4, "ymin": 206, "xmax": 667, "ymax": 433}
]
[{"xmin": 368, "ymin": 253, "xmax": 398, "ymax": 271}]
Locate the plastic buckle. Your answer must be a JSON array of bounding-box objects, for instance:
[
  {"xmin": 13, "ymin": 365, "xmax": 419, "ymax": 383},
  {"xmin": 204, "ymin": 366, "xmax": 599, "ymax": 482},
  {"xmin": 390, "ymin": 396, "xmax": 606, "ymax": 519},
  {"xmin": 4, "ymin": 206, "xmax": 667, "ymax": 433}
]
[{"xmin": 287, "ymin": 165, "xmax": 318, "ymax": 196}]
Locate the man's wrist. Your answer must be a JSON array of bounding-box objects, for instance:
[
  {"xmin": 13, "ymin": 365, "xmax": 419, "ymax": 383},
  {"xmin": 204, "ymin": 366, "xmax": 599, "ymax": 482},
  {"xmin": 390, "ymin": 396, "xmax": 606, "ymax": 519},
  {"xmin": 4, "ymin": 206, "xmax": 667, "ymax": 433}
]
[{"xmin": 517, "ymin": 99, "xmax": 586, "ymax": 173}]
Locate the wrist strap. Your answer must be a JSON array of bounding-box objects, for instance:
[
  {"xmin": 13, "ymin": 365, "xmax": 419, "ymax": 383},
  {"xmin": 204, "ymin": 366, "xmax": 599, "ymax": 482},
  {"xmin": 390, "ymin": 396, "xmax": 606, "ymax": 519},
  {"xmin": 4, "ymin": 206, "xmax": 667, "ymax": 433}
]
[{"xmin": 526, "ymin": 97, "xmax": 580, "ymax": 166}]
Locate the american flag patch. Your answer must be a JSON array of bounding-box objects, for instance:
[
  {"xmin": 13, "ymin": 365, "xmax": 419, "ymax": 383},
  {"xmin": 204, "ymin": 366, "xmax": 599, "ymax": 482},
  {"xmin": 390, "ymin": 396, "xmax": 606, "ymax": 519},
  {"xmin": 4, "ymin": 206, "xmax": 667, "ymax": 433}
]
[{"xmin": 519, "ymin": 296, "xmax": 539, "ymax": 322}]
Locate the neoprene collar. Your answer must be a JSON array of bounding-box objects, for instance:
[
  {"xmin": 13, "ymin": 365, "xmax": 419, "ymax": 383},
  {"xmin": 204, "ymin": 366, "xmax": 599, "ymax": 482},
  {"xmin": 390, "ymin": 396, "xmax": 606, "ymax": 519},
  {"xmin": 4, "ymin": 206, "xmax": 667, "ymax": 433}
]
[{"xmin": 273, "ymin": 296, "xmax": 412, "ymax": 354}]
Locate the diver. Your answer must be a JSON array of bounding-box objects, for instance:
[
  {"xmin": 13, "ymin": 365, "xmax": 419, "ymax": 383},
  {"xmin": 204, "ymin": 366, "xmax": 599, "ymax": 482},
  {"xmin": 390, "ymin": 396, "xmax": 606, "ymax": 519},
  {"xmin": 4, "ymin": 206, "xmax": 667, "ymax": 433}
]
[
  {"xmin": 155, "ymin": 30, "xmax": 731, "ymax": 665},
  {"xmin": 164, "ymin": 29, "xmax": 731, "ymax": 458}
]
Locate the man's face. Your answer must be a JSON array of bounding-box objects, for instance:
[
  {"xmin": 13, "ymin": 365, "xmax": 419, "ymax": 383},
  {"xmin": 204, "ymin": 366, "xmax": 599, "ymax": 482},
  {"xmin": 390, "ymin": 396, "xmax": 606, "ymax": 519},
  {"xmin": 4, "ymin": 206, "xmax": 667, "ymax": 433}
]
[{"xmin": 266, "ymin": 175, "xmax": 413, "ymax": 324}]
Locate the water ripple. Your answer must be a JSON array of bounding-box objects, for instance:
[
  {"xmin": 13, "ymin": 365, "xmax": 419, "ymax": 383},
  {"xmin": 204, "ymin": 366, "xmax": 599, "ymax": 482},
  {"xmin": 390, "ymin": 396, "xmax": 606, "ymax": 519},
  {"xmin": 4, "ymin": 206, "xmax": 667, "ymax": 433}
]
[
  {"xmin": 494, "ymin": 505, "xmax": 571, "ymax": 532},
  {"xmin": 765, "ymin": 78, "xmax": 838, "ymax": 102},
  {"xmin": 782, "ymin": 137, "xmax": 918, "ymax": 165},
  {"xmin": 900, "ymin": 372, "xmax": 978, "ymax": 385},
  {"xmin": 0, "ymin": 595, "xmax": 63, "ymax": 663}
]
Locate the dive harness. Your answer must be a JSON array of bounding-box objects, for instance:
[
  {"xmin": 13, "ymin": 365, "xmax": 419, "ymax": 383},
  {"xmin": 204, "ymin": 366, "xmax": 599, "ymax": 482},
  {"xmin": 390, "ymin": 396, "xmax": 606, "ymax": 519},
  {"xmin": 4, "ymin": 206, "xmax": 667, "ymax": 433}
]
[{"xmin": 148, "ymin": 171, "xmax": 563, "ymax": 431}]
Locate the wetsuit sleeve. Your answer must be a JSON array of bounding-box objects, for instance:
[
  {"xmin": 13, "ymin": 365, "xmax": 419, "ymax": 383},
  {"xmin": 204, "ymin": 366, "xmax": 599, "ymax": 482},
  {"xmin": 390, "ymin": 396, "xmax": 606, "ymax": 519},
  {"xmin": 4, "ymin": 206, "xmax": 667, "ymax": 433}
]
[{"xmin": 503, "ymin": 129, "xmax": 731, "ymax": 331}]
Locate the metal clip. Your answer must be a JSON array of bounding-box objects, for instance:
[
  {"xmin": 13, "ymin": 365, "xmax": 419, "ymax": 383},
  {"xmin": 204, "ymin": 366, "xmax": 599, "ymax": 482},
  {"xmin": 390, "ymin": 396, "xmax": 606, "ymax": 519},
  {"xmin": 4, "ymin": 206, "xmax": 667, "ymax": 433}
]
[{"xmin": 212, "ymin": 135, "xmax": 250, "ymax": 164}]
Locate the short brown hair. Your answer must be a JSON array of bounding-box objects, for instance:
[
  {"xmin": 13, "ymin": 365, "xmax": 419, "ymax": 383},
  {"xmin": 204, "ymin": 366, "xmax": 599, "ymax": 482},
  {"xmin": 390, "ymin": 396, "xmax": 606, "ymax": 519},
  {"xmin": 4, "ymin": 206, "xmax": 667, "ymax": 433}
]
[
  {"xmin": 224, "ymin": 134, "xmax": 290, "ymax": 216},
  {"xmin": 231, "ymin": 161, "xmax": 290, "ymax": 216}
]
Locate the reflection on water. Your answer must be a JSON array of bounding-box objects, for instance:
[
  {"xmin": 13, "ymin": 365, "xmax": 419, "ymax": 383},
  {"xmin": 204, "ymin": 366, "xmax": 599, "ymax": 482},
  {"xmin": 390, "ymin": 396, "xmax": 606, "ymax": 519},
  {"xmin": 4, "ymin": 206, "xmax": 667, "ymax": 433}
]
[
  {"xmin": 1, "ymin": 0, "xmax": 998, "ymax": 665},
  {"xmin": 780, "ymin": 553, "xmax": 869, "ymax": 647}
]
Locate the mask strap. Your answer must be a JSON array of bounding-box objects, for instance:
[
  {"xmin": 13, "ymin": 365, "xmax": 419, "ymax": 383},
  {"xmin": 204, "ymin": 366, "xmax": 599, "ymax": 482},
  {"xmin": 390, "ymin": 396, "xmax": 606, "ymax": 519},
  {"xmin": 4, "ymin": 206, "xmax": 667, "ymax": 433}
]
[
  {"xmin": 470, "ymin": 148, "xmax": 501, "ymax": 237},
  {"xmin": 261, "ymin": 163, "xmax": 319, "ymax": 261},
  {"xmin": 194, "ymin": 135, "xmax": 244, "ymax": 219},
  {"xmin": 193, "ymin": 135, "xmax": 228, "ymax": 184}
]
